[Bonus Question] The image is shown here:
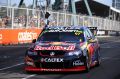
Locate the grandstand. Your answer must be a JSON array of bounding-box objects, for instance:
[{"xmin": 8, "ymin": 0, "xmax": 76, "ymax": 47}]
[{"xmin": 75, "ymin": 0, "xmax": 120, "ymax": 21}]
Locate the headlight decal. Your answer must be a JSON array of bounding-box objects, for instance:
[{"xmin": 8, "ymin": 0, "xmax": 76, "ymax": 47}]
[
  {"xmin": 67, "ymin": 51, "xmax": 82, "ymax": 56},
  {"xmin": 81, "ymin": 42, "xmax": 87, "ymax": 50}
]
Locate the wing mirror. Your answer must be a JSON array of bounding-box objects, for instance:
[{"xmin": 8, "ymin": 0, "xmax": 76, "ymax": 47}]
[{"xmin": 89, "ymin": 39, "xmax": 96, "ymax": 43}]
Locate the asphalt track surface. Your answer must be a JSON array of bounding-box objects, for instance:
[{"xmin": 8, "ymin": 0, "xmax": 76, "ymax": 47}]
[{"xmin": 0, "ymin": 36, "xmax": 120, "ymax": 79}]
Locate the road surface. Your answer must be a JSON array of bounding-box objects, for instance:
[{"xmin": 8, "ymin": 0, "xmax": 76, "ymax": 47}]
[{"xmin": 0, "ymin": 36, "xmax": 120, "ymax": 79}]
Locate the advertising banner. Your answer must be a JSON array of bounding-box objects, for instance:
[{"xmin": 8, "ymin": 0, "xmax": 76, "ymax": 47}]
[{"xmin": 0, "ymin": 29, "xmax": 42, "ymax": 44}]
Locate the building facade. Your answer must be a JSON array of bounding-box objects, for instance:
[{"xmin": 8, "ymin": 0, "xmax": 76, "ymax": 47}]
[{"xmin": 112, "ymin": 0, "xmax": 120, "ymax": 9}]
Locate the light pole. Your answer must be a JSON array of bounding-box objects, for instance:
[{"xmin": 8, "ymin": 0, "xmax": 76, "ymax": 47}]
[{"xmin": 32, "ymin": 0, "xmax": 36, "ymax": 16}]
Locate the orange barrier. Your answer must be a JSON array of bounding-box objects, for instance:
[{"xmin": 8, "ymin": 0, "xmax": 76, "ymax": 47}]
[{"xmin": 0, "ymin": 28, "xmax": 42, "ymax": 44}]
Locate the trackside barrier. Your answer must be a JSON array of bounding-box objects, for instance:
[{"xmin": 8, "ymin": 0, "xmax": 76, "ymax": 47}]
[
  {"xmin": 0, "ymin": 29, "xmax": 42, "ymax": 45},
  {"xmin": 0, "ymin": 6, "xmax": 120, "ymax": 44},
  {"xmin": 0, "ymin": 6, "xmax": 120, "ymax": 31}
]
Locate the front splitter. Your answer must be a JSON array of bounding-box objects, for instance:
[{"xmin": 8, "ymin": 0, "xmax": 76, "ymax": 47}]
[{"xmin": 25, "ymin": 66, "xmax": 86, "ymax": 72}]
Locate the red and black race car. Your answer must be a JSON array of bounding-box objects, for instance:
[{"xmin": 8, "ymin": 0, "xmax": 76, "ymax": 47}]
[{"xmin": 25, "ymin": 26, "xmax": 100, "ymax": 72}]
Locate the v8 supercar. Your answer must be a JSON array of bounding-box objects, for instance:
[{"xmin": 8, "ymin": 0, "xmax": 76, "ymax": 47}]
[{"xmin": 25, "ymin": 26, "xmax": 100, "ymax": 72}]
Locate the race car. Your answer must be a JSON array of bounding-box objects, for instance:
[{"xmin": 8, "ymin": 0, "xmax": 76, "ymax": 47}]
[{"xmin": 25, "ymin": 26, "xmax": 100, "ymax": 72}]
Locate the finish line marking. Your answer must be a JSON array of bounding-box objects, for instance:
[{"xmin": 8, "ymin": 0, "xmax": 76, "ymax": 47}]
[{"xmin": 0, "ymin": 63, "xmax": 24, "ymax": 71}]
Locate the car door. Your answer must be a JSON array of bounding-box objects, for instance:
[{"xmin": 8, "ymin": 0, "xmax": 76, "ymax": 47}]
[
  {"xmin": 87, "ymin": 28, "xmax": 98, "ymax": 51},
  {"xmin": 84, "ymin": 28, "xmax": 96, "ymax": 62}
]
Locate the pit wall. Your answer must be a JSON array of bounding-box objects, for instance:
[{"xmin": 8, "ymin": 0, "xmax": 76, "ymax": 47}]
[{"xmin": 0, "ymin": 28, "xmax": 42, "ymax": 45}]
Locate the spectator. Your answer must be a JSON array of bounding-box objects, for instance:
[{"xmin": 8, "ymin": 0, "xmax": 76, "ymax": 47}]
[
  {"xmin": 0, "ymin": 18, "xmax": 5, "ymax": 28},
  {"xmin": 0, "ymin": 16, "xmax": 11, "ymax": 28},
  {"xmin": 5, "ymin": 16, "xmax": 11, "ymax": 27},
  {"xmin": 44, "ymin": 12, "xmax": 51, "ymax": 26},
  {"xmin": 0, "ymin": 18, "xmax": 2, "ymax": 27}
]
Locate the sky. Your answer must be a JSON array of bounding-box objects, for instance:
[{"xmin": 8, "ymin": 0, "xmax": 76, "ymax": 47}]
[
  {"xmin": 95, "ymin": 0, "xmax": 112, "ymax": 6},
  {"xmin": 0, "ymin": 0, "xmax": 112, "ymax": 7}
]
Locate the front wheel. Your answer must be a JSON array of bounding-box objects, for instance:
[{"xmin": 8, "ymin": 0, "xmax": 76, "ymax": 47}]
[
  {"xmin": 96, "ymin": 49, "xmax": 101, "ymax": 66},
  {"xmin": 85, "ymin": 53, "xmax": 90, "ymax": 72}
]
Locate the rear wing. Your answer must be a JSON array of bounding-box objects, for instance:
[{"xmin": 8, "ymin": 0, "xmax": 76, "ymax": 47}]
[{"xmin": 88, "ymin": 27, "xmax": 97, "ymax": 36}]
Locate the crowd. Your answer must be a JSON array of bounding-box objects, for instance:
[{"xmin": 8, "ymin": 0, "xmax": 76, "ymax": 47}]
[
  {"xmin": 0, "ymin": 13, "xmax": 57, "ymax": 29},
  {"xmin": 0, "ymin": 16, "xmax": 11, "ymax": 28}
]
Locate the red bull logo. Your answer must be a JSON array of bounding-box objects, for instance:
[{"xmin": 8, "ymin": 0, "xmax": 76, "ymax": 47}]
[{"xmin": 34, "ymin": 45, "xmax": 75, "ymax": 50}]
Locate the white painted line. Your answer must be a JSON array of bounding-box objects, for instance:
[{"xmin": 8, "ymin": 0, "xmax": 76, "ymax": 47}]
[
  {"xmin": 22, "ymin": 74, "xmax": 36, "ymax": 79},
  {"xmin": 100, "ymin": 42, "xmax": 111, "ymax": 45},
  {"xmin": 101, "ymin": 57, "xmax": 111, "ymax": 60},
  {"xmin": 100, "ymin": 40, "xmax": 120, "ymax": 45},
  {"xmin": 102, "ymin": 57, "xmax": 120, "ymax": 60},
  {"xmin": 0, "ymin": 63, "xmax": 24, "ymax": 71}
]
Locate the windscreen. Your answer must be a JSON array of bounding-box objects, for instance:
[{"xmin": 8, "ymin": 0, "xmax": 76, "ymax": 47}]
[{"xmin": 37, "ymin": 30, "xmax": 84, "ymax": 42}]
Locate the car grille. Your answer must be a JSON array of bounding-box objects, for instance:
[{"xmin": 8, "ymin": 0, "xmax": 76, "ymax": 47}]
[
  {"xmin": 41, "ymin": 62, "xmax": 64, "ymax": 69},
  {"xmin": 39, "ymin": 50, "xmax": 66, "ymax": 56},
  {"xmin": 35, "ymin": 61, "xmax": 72, "ymax": 69}
]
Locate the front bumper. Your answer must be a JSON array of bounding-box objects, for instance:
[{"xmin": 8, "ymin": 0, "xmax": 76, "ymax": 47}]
[
  {"xmin": 25, "ymin": 55, "xmax": 86, "ymax": 72},
  {"xmin": 25, "ymin": 66, "xmax": 86, "ymax": 72}
]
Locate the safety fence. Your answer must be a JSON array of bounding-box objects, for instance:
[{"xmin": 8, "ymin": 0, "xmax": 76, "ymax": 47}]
[
  {"xmin": 0, "ymin": 6, "xmax": 120, "ymax": 31},
  {"xmin": 0, "ymin": 6, "xmax": 120, "ymax": 44}
]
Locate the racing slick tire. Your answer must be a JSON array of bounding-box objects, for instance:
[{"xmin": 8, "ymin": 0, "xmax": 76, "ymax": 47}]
[
  {"xmin": 84, "ymin": 52, "xmax": 90, "ymax": 72},
  {"xmin": 96, "ymin": 49, "xmax": 101, "ymax": 67}
]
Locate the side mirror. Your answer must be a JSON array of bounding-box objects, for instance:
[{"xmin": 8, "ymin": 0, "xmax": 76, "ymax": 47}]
[
  {"xmin": 32, "ymin": 39, "xmax": 36, "ymax": 43},
  {"xmin": 89, "ymin": 39, "xmax": 96, "ymax": 43},
  {"xmin": 87, "ymin": 36, "xmax": 92, "ymax": 40}
]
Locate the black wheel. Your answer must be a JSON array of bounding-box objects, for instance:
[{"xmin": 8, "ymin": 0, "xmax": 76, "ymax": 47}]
[
  {"xmin": 96, "ymin": 49, "xmax": 101, "ymax": 66},
  {"xmin": 85, "ymin": 52, "xmax": 90, "ymax": 72}
]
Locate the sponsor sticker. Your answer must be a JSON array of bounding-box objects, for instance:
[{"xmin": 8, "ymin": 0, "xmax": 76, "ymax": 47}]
[
  {"xmin": 41, "ymin": 58, "xmax": 64, "ymax": 62},
  {"xmin": 42, "ymin": 69, "xmax": 62, "ymax": 71},
  {"xmin": 47, "ymin": 29, "xmax": 76, "ymax": 32},
  {"xmin": 0, "ymin": 34, "xmax": 2, "ymax": 40},
  {"xmin": 46, "ymin": 29, "xmax": 83, "ymax": 33},
  {"xmin": 34, "ymin": 45, "xmax": 75, "ymax": 50},
  {"xmin": 18, "ymin": 31, "xmax": 37, "ymax": 41},
  {"xmin": 73, "ymin": 60, "xmax": 84, "ymax": 66},
  {"xmin": 75, "ymin": 30, "xmax": 83, "ymax": 35}
]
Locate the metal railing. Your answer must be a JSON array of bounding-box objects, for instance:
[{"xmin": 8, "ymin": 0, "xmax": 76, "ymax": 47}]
[{"xmin": 0, "ymin": 6, "xmax": 120, "ymax": 31}]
